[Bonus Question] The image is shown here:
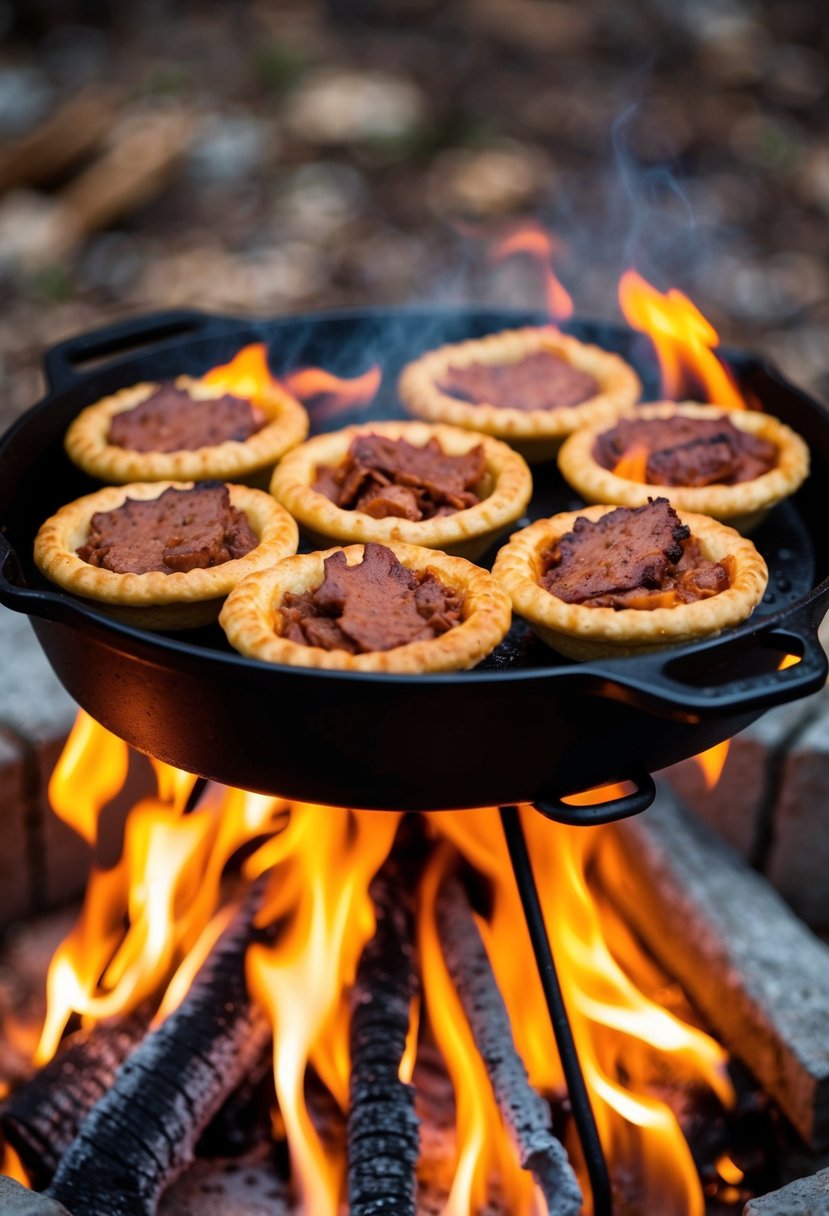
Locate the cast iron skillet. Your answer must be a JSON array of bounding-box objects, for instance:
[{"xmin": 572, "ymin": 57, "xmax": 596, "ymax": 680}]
[{"xmin": 0, "ymin": 307, "xmax": 827, "ymax": 813}]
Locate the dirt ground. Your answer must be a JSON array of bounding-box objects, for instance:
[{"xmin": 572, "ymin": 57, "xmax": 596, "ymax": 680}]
[{"xmin": 0, "ymin": 0, "xmax": 827, "ymax": 428}]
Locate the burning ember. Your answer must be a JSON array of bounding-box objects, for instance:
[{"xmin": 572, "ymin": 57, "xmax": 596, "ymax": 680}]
[
  {"xmin": 618, "ymin": 271, "xmax": 747, "ymax": 410},
  {"xmin": 490, "ymin": 221, "xmax": 574, "ymax": 321},
  {"xmin": 0, "ymin": 713, "xmax": 746, "ymax": 1215}
]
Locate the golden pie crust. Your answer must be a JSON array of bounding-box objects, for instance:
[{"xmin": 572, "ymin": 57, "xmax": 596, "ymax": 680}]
[
  {"xmin": 64, "ymin": 375, "xmax": 309, "ymax": 487},
  {"xmin": 34, "ymin": 481, "xmax": 299, "ymax": 631},
  {"xmin": 557, "ymin": 401, "xmax": 810, "ymax": 532},
  {"xmin": 398, "ymin": 326, "xmax": 642, "ymax": 462},
  {"xmin": 492, "ymin": 504, "xmax": 768, "ymax": 660},
  {"xmin": 219, "ymin": 541, "xmax": 512, "ymax": 673},
  {"xmin": 269, "ymin": 420, "xmax": 533, "ymax": 561}
]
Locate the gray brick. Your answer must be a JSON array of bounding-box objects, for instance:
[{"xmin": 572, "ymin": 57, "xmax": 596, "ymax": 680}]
[
  {"xmin": 768, "ymin": 696, "xmax": 829, "ymax": 929},
  {"xmin": 662, "ymin": 692, "xmax": 824, "ymax": 859},
  {"xmin": 604, "ymin": 783, "xmax": 829, "ymax": 1148},
  {"xmin": 744, "ymin": 1167, "xmax": 829, "ymax": 1214},
  {"xmin": 0, "ymin": 607, "xmax": 76, "ymax": 744}
]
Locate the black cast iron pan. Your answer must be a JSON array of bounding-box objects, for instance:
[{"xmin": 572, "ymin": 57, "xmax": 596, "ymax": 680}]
[{"xmin": 0, "ymin": 306, "xmax": 827, "ymax": 813}]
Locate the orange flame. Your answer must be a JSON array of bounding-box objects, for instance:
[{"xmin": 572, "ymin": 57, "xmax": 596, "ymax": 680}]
[
  {"xmin": 778, "ymin": 652, "xmax": 801, "ymax": 670},
  {"xmin": 618, "ymin": 270, "xmax": 747, "ymax": 409},
  {"xmin": 612, "ymin": 443, "xmax": 650, "ymax": 483},
  {"xmin": 491, "ymin": 221, "xmax": 574, "ymax": 320},
  {"xmin": 691, "ymin": 740, "xmax": 731, "ymax": 791},
  {"xmin": 1, "ymin": 1143, "xmax": 29, "ymax": 1186},
  {"xmin": 48, "ymin": 709, "xmax": 129, "ymax": 845},
  {"xmin": 28, "ymin": 714, "xmax": 740, "ymax": 1213},
  {"xmin": 281, "ymin": 365, "xmax": 382, "ymax": 424}
]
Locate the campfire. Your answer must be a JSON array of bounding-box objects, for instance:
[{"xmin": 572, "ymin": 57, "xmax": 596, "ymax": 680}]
[{"xmin": 0, "ymin": 715, "xmax": 759, "ymax": 1215}]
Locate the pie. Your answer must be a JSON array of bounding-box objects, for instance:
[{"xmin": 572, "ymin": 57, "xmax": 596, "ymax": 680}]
[
  {"xmin": 219, "ymin": 540, "xmax": 512, "ymax": 672},
  {"xmin": 492, "ymin": 498, "xmax": 768, "ymax": 659},
  {"xmin": 64, "ymin": 371, "xmax": 308, "ymax": 487},
  {"xmin": 398, "ymin": 326, "xmax": 641, "ymax": 461},
  {"xmin": 269, "ymin": 420, "xmax": 532, "ymax": 560},
  {"xmin": 34, "ymin": 480, "xmax": 299, "ymax": 630},
  {"xmin": 557, "ymin": 401, "xmax": 810, "ymax": 530}
]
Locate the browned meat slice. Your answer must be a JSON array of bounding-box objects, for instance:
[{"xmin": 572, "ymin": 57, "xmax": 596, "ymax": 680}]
[
  {"xmin": 594, "ymin": 416, "xmax": 777, "ymax": 486},
  {"xmin": 109, "ymin": 384, "xmax": 266, "ymax": 453},
  {"xmin": 280, "ymin": 542, "xmax": 463, "ymax": 653},
  {"xmin": 541, "ymin": 499, "xmax": 690, "ymax": 604},
  {"xmin": 77, "ymin": 483, "xmax": 258, "ymax": 575},
  {"xmin": 439, "ymin": 351, "xmax": 598, "ymax": 412},
  {"xmin": 313, "ymin": 434, "xmax": 484, "ymax": 520}
]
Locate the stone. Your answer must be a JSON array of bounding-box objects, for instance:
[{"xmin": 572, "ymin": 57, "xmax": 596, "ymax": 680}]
[
  {"xmin": 603, "ymin": 783, "xmax": 829, "ymax": 1147},
  {"xmin": 662, "ymin": 691, "xmax": 825, "ymax": 860},
  {"xmin": 768, "ymin": 697, "xmax": 829, "ymax": 928},
  {"xmin": 744, "ymin": 1166, "xmax": 829, "ymax": 1214},
  {"xmin": 285, "ymin": 70, "xmax": 425, "ymax": 146},
  {"xmin": 0, "ymin": 728, "xmax": 28, "ymax": 929},
  {"xmin": 0, "ymin": 1176, "xmax": 70, "ymax": 1215}
]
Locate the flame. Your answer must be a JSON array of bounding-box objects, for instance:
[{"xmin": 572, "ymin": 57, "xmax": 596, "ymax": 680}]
[
  {"xmin": 281, "ymin": 365, "xmax": 382, "ymax": 424},
  {"xmin": 48, "ymin": 709, "xmax": 129, "ymax": 845},
  {"xmin": 201, "ymin": 342, "xmax": 280, "ymax": 400},
  {"xmin": 618, "ymin": 270, "xmax": 747, "ymax": 409},
  {"xmin": 27, "ymin": 714, "xmax": 742, "ymax": 1213},
  {"xmin": 247, "ymin": 806, "xmax": 400, "ymax": 1215},
  {"xmin": 491, "ymin": 221, "xmax": 574, "ymax": 320},
  {"xmin": 691, "ymin": 740, "xmax": 731, "ymax": 791},
  {"xmin": 1, "ymin": 1143, "xmax": 29, "ymax": 1186},
  {"xmin": 715, "ymin": 1154, "xmax": 744, "ymax": 1186},
  {"xmin": 778, "ymin": 652, "xmax": 801, "ymax": 670},
  {"xmin": 612, "ymin": 443, "xmax": 650, "ymax": 483}
]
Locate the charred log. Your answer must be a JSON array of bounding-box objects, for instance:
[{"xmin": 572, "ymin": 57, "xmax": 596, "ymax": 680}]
[
  {"xmin": 436, "ymin": 877, "xmax": 583, "ymax": 1216},
  {"xmin": 46, "ymin": 890, "xmax": 270, "ymax": 1216},
  {"xmin": 0, "ymin": 1007, "xmax": 151, "ymax": 1189},
  {"xmin": 348, "ymin": 860, "xmax": 420, "ymax": 1216}
]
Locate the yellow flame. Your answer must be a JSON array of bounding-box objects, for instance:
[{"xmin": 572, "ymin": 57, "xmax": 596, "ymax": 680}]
[
  {"xmin": 716, "ymin": 1153, "xmax": 745, "ymax": 1185},
  {"xmin": 48, "ymin": 709, "xmax": 129, "ymax": 845},
  {"xmin": 619, "ymin": 270, "xmax": 747, "ymax": 410},
  {"xmin": 491, "ymin": 220, "xmax": 574, "ymax": 320},
  {"xmin": 692, "ymin": 740, "xmax": 731, "ymax": 791}
]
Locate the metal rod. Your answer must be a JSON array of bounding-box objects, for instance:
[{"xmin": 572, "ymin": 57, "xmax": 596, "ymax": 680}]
[{"xmin": 499, "ymin": 804, "xmax": 613, "ymax": 1216}]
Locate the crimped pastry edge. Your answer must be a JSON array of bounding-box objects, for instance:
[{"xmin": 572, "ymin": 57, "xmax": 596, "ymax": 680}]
[
  {"xmin": 398, "ymin": 326, "xmax": 642, "ymax": 460},
  {"xmin": 269, "ymin": 419, "xmax": 533, "ymax": 560},
  {"xmin": 33, "ymin": 481, "xmax": 299, "ymax": 628},
  {"xmin": 557, "ymin": 400, "xmax": 810, "ymax": 530},
  {"xmin": 219, "ymin": 540, "xmax": 512, "ymax": 672},
  {"xmin": 64, "ymin": 375, "xmax": 309, "ymax": 484},
  {"xmin": 492, "ymin": 503, "xmax": 768, "ymax": 659}
]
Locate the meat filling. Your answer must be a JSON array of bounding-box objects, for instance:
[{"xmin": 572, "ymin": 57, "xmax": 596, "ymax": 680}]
[
  {"xmin": 314, "ymin": 434, "xmax": 486, "ymax": 521},
  {"xmin": 595, "ymin": 416, "xmax": 777, "ymax": 486},
  {"xmin": 439, "ymin": 350, "xmax": 599, "ymax": 412},
  {"xmin": 108, "ymin": 383, "xmax": 266, "ymax": 453},
  {"xmin": 77, "ymin": 483, "xmax": 259, "ymax": 575},
  {"xmin": 281, "ymin": 541, "xmax": 463, "ymax": 653},
  {"xmin": 540, "ymin": 498, "xmax": 732, "ymax": 609}
]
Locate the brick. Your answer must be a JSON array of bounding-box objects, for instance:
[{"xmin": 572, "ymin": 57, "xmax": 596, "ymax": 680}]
[
  {"xmin": 768, "ymin": 697, "xmax": 829, "ymax": 929},
  {"xmin": 662, "ymin": 691, "xmax": 825, "ymax": 860},
  {"xmin": 744, "ymin": 1166, "xmax": 829, "ymax": 1214},
  {"xmin": 0, "ymin": 728, "xmax": 29, "ymax": 929},
  {"xmin": 602, "ymin": 783, "xmax": 829, "ymax": 1148}
]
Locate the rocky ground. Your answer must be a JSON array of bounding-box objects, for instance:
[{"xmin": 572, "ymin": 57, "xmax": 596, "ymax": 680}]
[{"xmin": 0, "ymin": 0, "xmax": 827, "ymax": 431}]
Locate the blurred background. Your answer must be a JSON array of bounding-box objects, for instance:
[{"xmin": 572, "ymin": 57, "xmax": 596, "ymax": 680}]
[{"xmin": 0, "ymin": 0, "xmax": 827, "ymax": 431}]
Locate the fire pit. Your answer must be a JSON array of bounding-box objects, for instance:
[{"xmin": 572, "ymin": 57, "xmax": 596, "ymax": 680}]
[{"xmin": 1, "ymin": 305, "xmax": 828, "ymax": 1215}]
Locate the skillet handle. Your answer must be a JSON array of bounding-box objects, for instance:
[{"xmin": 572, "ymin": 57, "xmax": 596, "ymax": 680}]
[
  {"xmin": 534, "ymin": 772, "xmax": 656, "ymax": 826},
  {"xmin": 42, "ymin": 310, "xmax": 237, "ymax": 393},
  {"xmin": 589, "ymin": 604, "xmax": 828, "ymax": 720},
  {"xmin": 0, "ymin": 531, "xmax": 98, "ymax": 627}
]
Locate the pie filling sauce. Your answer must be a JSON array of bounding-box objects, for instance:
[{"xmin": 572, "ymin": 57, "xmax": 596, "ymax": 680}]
[
  {"xmin": 595, "ymin": 415, "xmax": 777, "ymax": 486},
  {"xmin": 314, "ymin": 434, "xmax": 485, "ymax": 521},
  {"xmin": 77, "ymin": 483, "xmax": 259, "ymax": 575},
  {"xmin": 281, "ymin": 541, "xmax": 463, "ymax": 654},
  {"xmin": 540, "ymin": 498, "xmax": 733, "ymax": 610},
  {"xmin": 108, "ymin": 383, "xmax": 267, "ymax": 453},
  {"xmin": 438, "ymin": 350, "xmax": 599, "ymax": 412}
]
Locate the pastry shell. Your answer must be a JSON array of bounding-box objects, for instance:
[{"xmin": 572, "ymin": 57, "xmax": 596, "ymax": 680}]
[
  {"xmin": 34, "ymin": 481, "xmax": 299, "ymax": 631},
  {"xmin": 269, "ymin": 420, "xmax": 533, "ymax": 561},
  {"xmin": 557, "ymin": 401, "xmax": 810, "ymax": 532},
  {"xmin": 219, "ymin": 541, "xmax": 512, "ymax": 673},
  {"xmin": 64, "ymin": 375, "xmax": 309, "ymax": 487},
  {"xmin": 492, "ymin": 504, "xmax": 769, "ymax": 660},
  {"xmin": 398, "ymin": 326, "xmax": 641, "ymax": 462}
]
